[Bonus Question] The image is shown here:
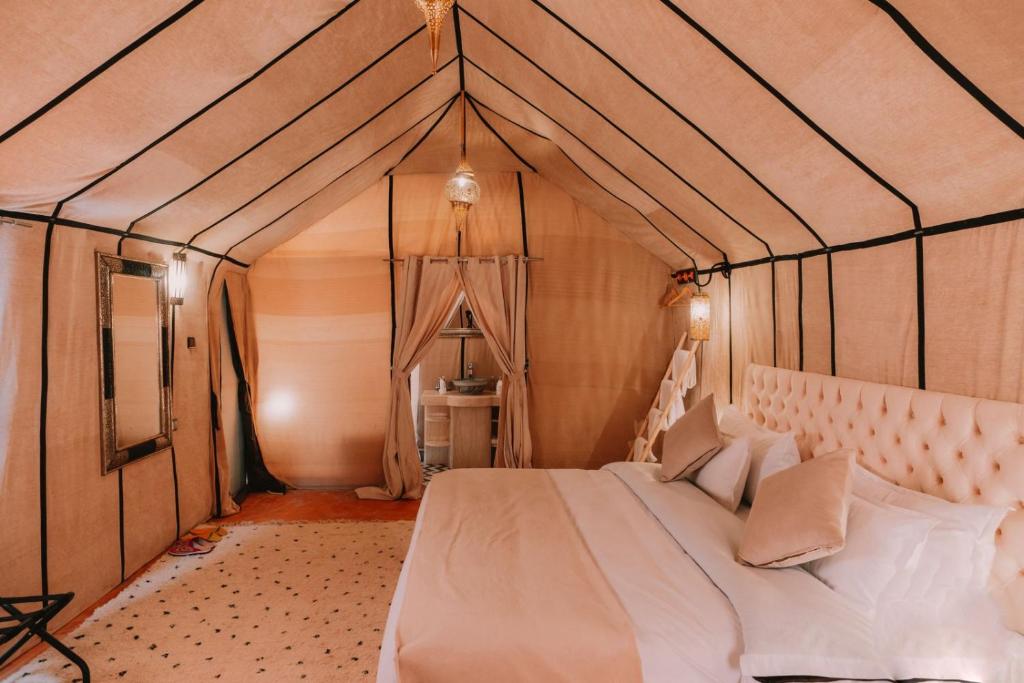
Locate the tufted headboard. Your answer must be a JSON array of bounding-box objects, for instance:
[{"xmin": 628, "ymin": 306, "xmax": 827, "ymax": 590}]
[{"xmin": 740, "ymin": 364, "xmax": 1023, "ymax": 633}]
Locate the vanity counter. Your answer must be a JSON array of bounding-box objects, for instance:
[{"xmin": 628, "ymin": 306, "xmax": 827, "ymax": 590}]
[{"xmin": 421, "ymin": 390, "xmax": 498, "ymax": 468}]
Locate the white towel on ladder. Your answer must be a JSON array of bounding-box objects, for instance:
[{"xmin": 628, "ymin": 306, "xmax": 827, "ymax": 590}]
[
  {"xmin": 646, "ymin": 408, "xmax": 662, "ymax": 440},
  {"xmin": 631, "ymin": 436, "xmax": 649, "ymax": 462},
  {"xmin": 658, "ymin": 379, "xmax": 685, "ymax": 428},
  {"xmin": 672, "ymin": 349, "xmax": 697, "ymax": 391}
]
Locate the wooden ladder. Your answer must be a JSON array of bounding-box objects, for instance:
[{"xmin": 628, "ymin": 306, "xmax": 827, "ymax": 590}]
[{"xmin": 628, "ymin": 331, "xmax": 701, "ymax": 462}]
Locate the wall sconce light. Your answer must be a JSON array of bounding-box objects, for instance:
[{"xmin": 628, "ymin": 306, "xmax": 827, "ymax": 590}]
[
  {"xmin": 169, "ymin": 251, "xmax": 187, "ymax": 306},
  {"xmin": 689, "ymin": 291, "xmax": 711, "ymax": 341}
]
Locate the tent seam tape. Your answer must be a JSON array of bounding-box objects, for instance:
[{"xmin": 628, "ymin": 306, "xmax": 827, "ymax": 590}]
[
  {"xmin": 125, "ymin": 24, "xmax": 426, "ymax": 238},
  {"xmin": 460, "ymin": 7, "xmax": 774, "ymax": 257},
  {"xmin": 0, "ymin": 0, "xmax": 205, "ymax": 146},
  {"xmin": 468, "ymin": 95, "xmax": 698, "ymax": 269},
  {"xmin": 60, "ymin": 0, "xmax": 366, "ymax": 205},
  {"xmin": 524, "ymin": 0, "xmax": 826, "ymax": 248},
  {"xmin": 867, "ymin": 0, "xmax": 1023, "ymax": 140},
  {"xmin": 183, "ymin": 58, "xmax": 456, "ymax": 248},
  {"xmin": 216, "ymin": 93, "xmax": 459, "ymax": 260},
  {"xmin": 465, "ymin": 56, "xmax": 728, "ymax": 259}
]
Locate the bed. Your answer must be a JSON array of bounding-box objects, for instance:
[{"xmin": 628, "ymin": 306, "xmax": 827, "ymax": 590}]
[{"xmin": 378, "ymin": 365, "xmax": 1024, "ymax": 682}]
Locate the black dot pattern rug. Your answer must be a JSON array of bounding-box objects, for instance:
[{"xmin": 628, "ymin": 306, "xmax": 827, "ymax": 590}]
[{"xmin": 8, "ymin": 521, "xmax": 413, "ymax": 682}]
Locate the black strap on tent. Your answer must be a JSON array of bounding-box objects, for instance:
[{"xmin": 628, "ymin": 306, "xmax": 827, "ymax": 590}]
[
  {"xmin": 697, "ymin": 207, "xmax": 1024, "ymax": 276},
  {"xmin": 517, "ymin": 171, "xmax": 530, "ymax": 372},
  {"xmin": 728, "ymin": 274, "xmax": 734, "ymax": 403},
  {"xmin": 797, "ymin": 257, "xmax": 805, "ymax": 372},
  {"xmin": 388, "ymin": 176, "xmax": 397, "ymax": 365},
  {"xmin": 460, "ymin": 7, "xmax": 777, "ymax": 258},
  {"xmin": 453, "ymin": 5, "xmax": 466, "ymax": 91},
  {"xmin": 64, "ymin": 1, "xmax": 365, "ymax": 210},
  {"xmin": 517, "ymin": 172, "xmax": 530, "ymax": 257},
  {"xmin": 771, "ymin": 261, "xmax": 777, "ymax": 367},
  {"xmin": 223, "ymin": 94, "xmax": 458, "ymax": 259},
  {"xmin": 169, "ymin": 310, "xmax": 181, "ymax": 537},
  {"xmin": 868, "ymin": 0, "xmax": 1023, "ymax": 140},
  {"xmin": 0, "ymin": 0, "xmax": 204, "ymax": 145},
  {"xmin": 466, "ymin": 57, "xmax": 727, "ymax": 260},
  {"xmin": 467, "ymin": 98, "xmax": 537, "ymax": 173},
  {"xmin": 470, "ymin": 95, "xmax": 698, "ymax": 271},
  {"xmin": 183, "ymin": 59, "xmax": 456, "ymax": 249},
  {"xmin": 916, "ymin": 233, "xmax": 926, "ymax": 389},
  {"xmin": 117, "ymin": 471, "xmax": 126, "ymax": 581},
  {"xmin": 525, "ymin": 0, "xmax": 825, "ymax": 249},
  {"xmin": 826, "ymin": 252, "xmax": 836, "ymax": 376},
  {"xmin": 387, "ymin": 97, "xmax": 460, "ymax": 174},
  {"xmin": 37, "ymin": 213, "xmax": 58, "ymax": 596},
  {"xmin": 0, "ymin": 209, "xmax": 247, "ymax": 266},
  {"xmin": 653, "ymin": 0, "xmax": 920, "ymax": 223},
  {"xmin": 124, "ymin": 25, "xmax": 425, "ymax": 241}
]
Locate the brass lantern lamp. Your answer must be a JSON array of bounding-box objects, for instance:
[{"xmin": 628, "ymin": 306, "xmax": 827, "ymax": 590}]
[{"xmin": 445, "ymin": 93, "xmax": 480, "ymax": 233}]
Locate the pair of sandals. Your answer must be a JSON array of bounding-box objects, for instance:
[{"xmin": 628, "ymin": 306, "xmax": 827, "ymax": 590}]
[{"xmin": 167, "ymin": 526, "xmax": 228, "ymax": 557}]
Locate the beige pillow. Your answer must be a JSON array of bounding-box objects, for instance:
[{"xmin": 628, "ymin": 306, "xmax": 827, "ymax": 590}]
[
  {"xmin": 659, "ymin": 394, "xmax": 724, "ymax": 482},
  {"xmin": 688, "ymin": 436, "xmax": 751, "ymax": 512},
  {"xmin": 737, "ymin": 449, "xmax": 855, "ymax": 568}
]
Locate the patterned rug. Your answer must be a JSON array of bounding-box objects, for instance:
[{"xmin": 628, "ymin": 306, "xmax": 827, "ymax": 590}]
[{"xmin": 6, "ymin": 521, "xmax": 412, "ymax": 682}]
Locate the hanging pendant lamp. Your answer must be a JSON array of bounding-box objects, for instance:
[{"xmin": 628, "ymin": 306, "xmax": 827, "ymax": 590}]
[
  {"xmin": 445, "ymin": 93, "xmax": 480, "ymax": 233},
  {"xmin": 414, "ymin": 0, "xmax": 455, "ymax": 73}
]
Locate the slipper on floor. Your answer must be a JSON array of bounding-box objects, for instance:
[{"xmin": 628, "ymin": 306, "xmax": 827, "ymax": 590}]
[{"xmin": 167, "ymin": 538, "xmax": 215, "ymax": 557}]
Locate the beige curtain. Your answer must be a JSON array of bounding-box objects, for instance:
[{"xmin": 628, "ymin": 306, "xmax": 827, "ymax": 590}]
[
  {"xmin": 208, "ymin": 267, "xmax": 287, "ymax": 516},
  {"xmin": 457, "ymin": 256, "xmax": 532, "ymax": 468},
  {"xmin": 207, "ymin": 268, "xmax": 241, "ymax": 516},
  {"xmin": 357, "ymin": 257, "xmax": 462, "ymax": 500}
]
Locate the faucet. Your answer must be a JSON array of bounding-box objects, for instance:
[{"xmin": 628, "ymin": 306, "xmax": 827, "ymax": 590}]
[{"xmin": 467, "ymin": 361, "xmax": 475, "ymax": 379}]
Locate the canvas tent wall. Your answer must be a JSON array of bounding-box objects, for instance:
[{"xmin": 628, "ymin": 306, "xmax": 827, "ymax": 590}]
[
  {"xmin": 0, "ymin": 0, "xmax": 1021, "ymax": 656},
  {"xmin": 249, "ymin": 170, "xmax": 683, "ymax": 486}
]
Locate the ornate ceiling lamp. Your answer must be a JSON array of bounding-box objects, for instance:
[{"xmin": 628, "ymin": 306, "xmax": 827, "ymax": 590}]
[
  {"xmin": 414, "ymin": 0, "xmax": 455, "ymax": 74},
  {"xmin": 444, "ymin": 93, "xmax": 480, "ymax": 233}
]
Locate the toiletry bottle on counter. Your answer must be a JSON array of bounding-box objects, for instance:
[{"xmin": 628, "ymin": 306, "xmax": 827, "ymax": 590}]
[
  {"xmin": 438, "ymin": 377, "xmax": 447, "ymax": 394},
  {"xmin": 496, "ymin": 378, "xmax": 503, "ymax": 394}
]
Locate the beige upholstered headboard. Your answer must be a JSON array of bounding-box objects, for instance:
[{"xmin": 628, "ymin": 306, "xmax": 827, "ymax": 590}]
[{"xmin": 740, "ymin": 364, "xmax": 1023, "ymax": 632}]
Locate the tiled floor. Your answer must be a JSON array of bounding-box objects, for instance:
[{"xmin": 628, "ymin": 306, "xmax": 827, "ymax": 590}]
[
  {"xmin": 227, "ymin": 489, "xmax": 420, "ymax": 524},
  {"xmin": 421, "ymin": 463, "xmax": 449, "ymax": 487}
]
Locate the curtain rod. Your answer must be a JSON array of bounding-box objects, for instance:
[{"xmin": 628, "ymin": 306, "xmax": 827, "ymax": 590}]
[{"xmin": 382, "ymin": 256, "xmax": 543, "ymax": 263}]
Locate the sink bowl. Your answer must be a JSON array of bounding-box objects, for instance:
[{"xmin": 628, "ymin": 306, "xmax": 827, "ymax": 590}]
[{"xmin": 451, "ymin": 378, "xmax": 491, "ymax": 395}]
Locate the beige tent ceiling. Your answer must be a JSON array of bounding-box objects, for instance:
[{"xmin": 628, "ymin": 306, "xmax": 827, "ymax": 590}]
[{"xmin": 1, "ymin": 0, "xmax": 1021, "ymax": 269}]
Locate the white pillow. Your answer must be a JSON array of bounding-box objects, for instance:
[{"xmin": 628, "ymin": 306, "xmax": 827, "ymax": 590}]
[
  {"xmin": 688, "ymin": 436, "xmax": 751, "ymax": 512},
  {"xmin": 717, "ymin": 405, "xmax": 800, "ymax": 503},
  {"xmin": 852, "ymin": 464, "xmax": 1007, "ymax": 593},
  {"xmin": 851, "ymin": 464, "xmax": 1020, "ymax": 680},
  {"xmin": 807, "ymin": 495, "xmax": 936, "ymax": 611}
]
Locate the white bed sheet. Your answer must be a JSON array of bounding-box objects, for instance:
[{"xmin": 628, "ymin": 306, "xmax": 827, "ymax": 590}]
[{"xmin": 377, "ymin": 467, "xmax": 746, "ymax": 682}]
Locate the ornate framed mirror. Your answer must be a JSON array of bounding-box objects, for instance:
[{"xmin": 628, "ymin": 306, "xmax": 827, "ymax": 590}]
[{"xmin": 96, "ymin": 253, "xmax": 172, "ymax": 473}]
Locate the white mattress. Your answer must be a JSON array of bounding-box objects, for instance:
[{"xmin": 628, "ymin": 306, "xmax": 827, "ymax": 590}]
[{"xmin": 377, "ymin": 465, "xmax": 746, "ymax": 682}]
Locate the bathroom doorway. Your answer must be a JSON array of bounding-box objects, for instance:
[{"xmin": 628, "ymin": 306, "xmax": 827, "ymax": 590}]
[{"xmin": 411, "ymin": 295, "xmax": 500, "ymax": 472}]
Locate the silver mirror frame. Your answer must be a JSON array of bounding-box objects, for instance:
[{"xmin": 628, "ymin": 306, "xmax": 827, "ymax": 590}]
[{"xmin": 96, "ymin": 252, "xmax": 173, "ymax": 474}]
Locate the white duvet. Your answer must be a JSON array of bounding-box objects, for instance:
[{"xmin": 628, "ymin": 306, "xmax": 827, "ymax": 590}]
[{"xmin": 379, "ymin": 463, "xmax": 1023, "ymax": 682}]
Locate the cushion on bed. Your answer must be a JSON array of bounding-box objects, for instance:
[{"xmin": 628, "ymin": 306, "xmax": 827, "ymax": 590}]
[
  {"xmin": 688, "ymin": 436, "xmax": 751, "ymax": 512},
  {"xmin": 660, "ymin": 394, "xmax": 724, "ymax": 482},
  {"xmin": 738, "ymin": 449, "xmax": 855, "ymax": 568},
  {"xmin": 717, "ymin": 405, "xmax": 800, "ymax": 504}
]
